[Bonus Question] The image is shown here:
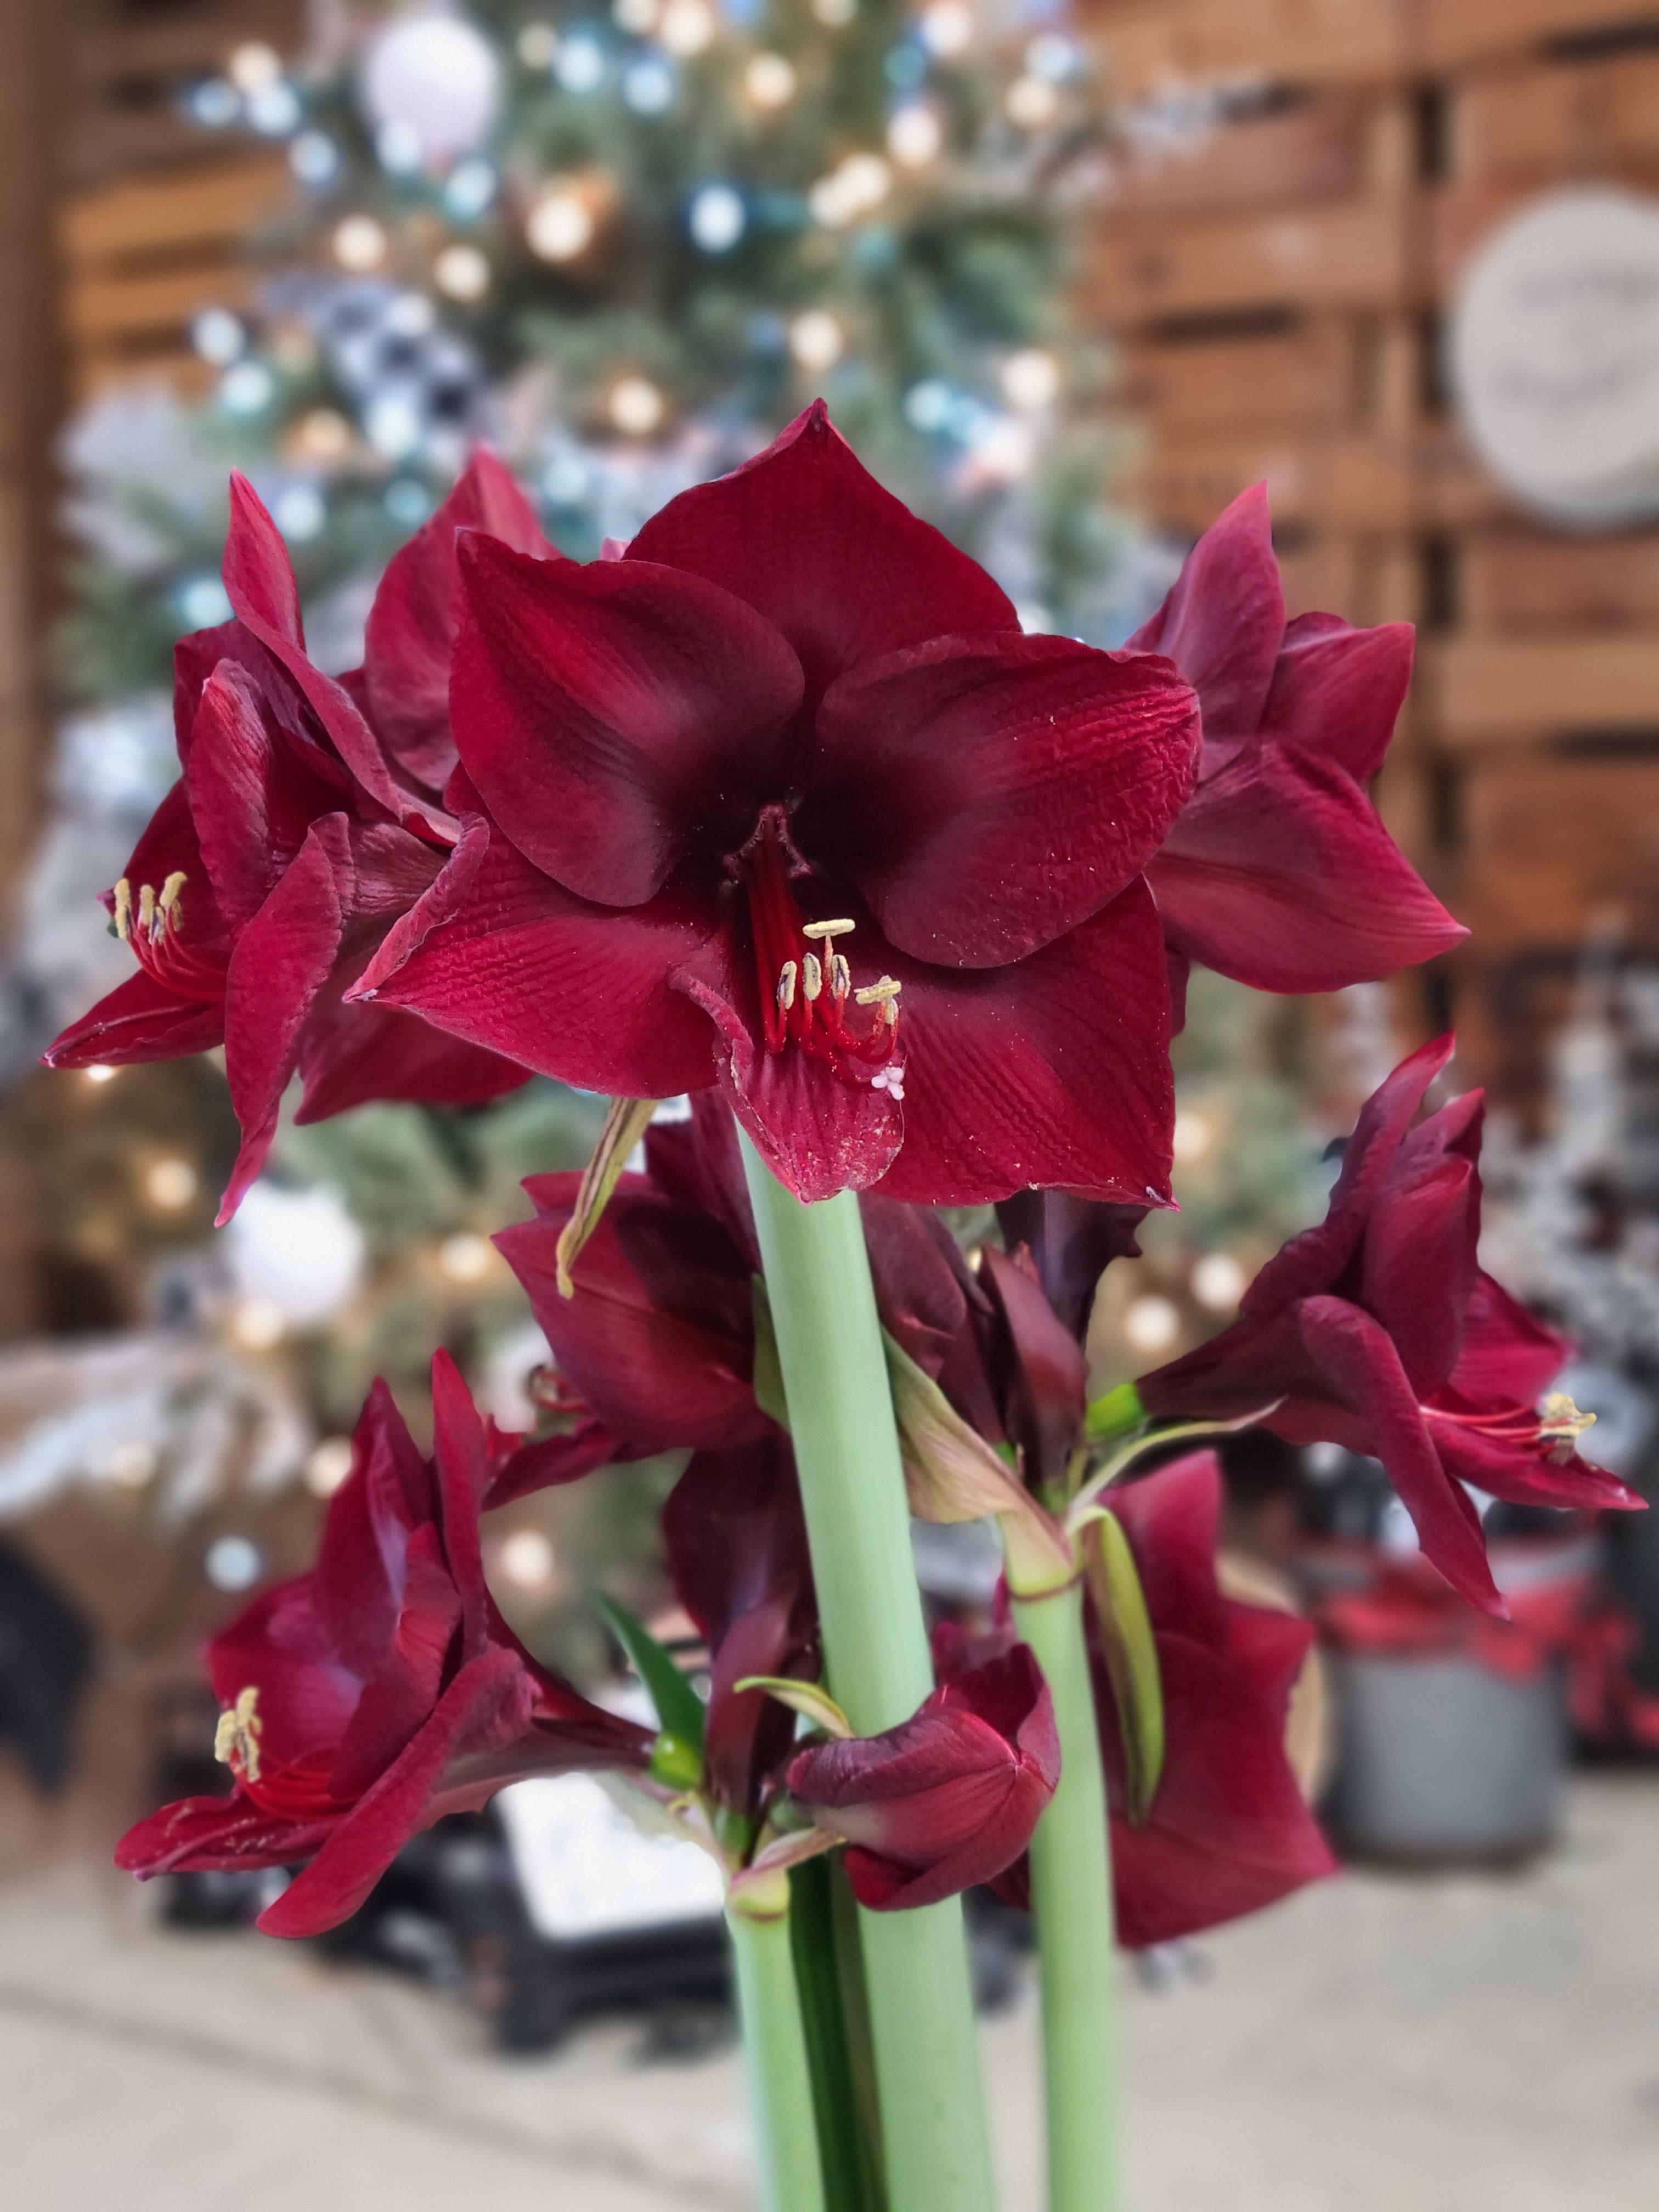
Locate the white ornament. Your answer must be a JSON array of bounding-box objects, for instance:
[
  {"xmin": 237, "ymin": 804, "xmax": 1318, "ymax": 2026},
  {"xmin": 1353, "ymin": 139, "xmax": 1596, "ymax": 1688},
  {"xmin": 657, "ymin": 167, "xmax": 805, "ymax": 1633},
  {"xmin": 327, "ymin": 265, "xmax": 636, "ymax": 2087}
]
[
  {"xmin": 227, "ymin": 1182, "xmax": 366, "ymax": 1328},
  {"xmin": 1451, "ymin": 186, "xmax": 1659, "ymax": 529},
  {"xmin": 359, "ymin": 12, "xmax": 502, "ymax": 165}
]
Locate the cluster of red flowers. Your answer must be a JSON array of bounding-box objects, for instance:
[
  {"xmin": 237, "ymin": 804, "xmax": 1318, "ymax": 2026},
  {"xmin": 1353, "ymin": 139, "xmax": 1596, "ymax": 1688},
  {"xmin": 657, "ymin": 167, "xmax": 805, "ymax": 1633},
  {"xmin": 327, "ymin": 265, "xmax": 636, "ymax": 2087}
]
[{"xmin": 61, "ymin": 405, "xmax": 1635, "ymax": 1943}]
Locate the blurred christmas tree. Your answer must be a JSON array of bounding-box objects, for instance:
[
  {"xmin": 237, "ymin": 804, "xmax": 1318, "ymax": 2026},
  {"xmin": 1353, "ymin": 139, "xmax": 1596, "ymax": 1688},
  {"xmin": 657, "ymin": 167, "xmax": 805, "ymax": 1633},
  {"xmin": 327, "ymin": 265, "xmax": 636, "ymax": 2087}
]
[{"xmin": 60, "ymin": 0, "xmax": 1144, "ymax": 708}]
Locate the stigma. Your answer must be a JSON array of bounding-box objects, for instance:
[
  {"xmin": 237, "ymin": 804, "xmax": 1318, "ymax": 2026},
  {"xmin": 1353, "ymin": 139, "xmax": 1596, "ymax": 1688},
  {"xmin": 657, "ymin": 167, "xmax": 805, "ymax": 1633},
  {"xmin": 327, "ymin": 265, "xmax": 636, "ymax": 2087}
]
[
  {"xmin": 1536, "ymin": 1391, "xmax": 1596, "ymax": 1464},
  {"xmin": 214, "ymin": 1685, "xmax": 263, "ymax": 1784}
]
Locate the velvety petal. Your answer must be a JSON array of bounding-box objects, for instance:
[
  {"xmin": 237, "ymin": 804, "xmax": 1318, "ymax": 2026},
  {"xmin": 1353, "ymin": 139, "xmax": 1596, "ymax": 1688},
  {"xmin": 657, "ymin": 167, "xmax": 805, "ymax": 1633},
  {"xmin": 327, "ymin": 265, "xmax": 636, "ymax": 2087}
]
[
  {"xmin": 672, "ymin": 943, "xmax": 904, "ymax": 1203},
  {"xmin": 1126, "ymin": 484, "xmax": 1284, "ymax": 744},
  {"xmin": 1448, "ymin": 1273, "xmax": 1571, "ymax": 1406},
  {"xmin": 625, "ymin": 401, "xmax": 1019, "ymax": 707},
  {"xmin": 860, "ymin": 1195, "xmax": 979, "ymax": 1379},
  {"xmin": 1103, "ymin": 1451, "xmax": 1230, "ymax": 1657},
  {"xmin": 496, "ymin": 1175, "xmax": 770, "ymax": 1452},
  {"xmin": 978, "ymin": 1245, "xmax": 1088, "ymax": 1490},
  {"xmin": 351, "ymin": 816, "xmax": 724, "ymax": 1098},
  {"xmin": 482, "ymin": 1419, "xmax": 629, "ymax": 1509},
  {"xmin": 806, "ymin": 633, "xmax": 1198, "ymax": 966},
  {"xmin": 218, "ymin": 816, "xmax": 351, "ymax": 1222},
  {"xmin": 1295, "ymin": 1295, "xmax": 1502, "ymax": 1615},
  {"xmin": 706, "ymin": 1592, "xmax": 815, "ymax": 1820},
  {"xmin": 994, "ymin": 1190, "xmax": 1147, "ymax": 1342},
  {"xmin": 663, "ymin": 1436, "xmax": 812, "ymax": 1647},
  {"xmin": 43, "ymin": 969, "xmax": 225, "ymax": 1067},
  {"xmin": 453, "ymin": 535, "xmax": 804, "ymax": 905},
  {"xmin": 1356, "ymin": 1155, "xmax": 1479, "ymax": 1400},
  {"xmin": 257, "ymin": 1646, "xmax": 533, "ymax": 1938},
  {"xmin": 327, "ymin": 1522, "xmax": 462, "ymax": 1801},
  {"xmin": 363, "ymin": 449, "xmax": 557, "ymax": 789},
  {"xmin": 292, "ymin": 983, "xmax": 529, "ymax": 1126},
  {"xmin": 206, "ymin": 1579, "xmax": 362, "ymax": 1771},
  {"xmin": 1149, "ymin": 738, "xmax": 1466, "ymax": 994},
  {"xmin": 430, "ymin": 1347, "xmax": 491, "ymax": 1641},
  {"xmin": 1240, "ymin": 1036, "xmax": 1455, "ymax": 1324},
  {"xmin": 1264, "ymin": 612, "xmax": 1414, "ymax": 783},
  {"xmin": 313, "ymin": 1382, "xmax": 430, "ymax": 1671},
  {"xmin": 1426, "ymin": 1407, "xmax": 1645, "ymax": 1513},
  {"xmin": 116, "ymin": 1790, "xmax": 337, "ymax": 1880},
  {"xmin": 873, "ymin": 878, "xmax": 1177, "ymax": 1209}
]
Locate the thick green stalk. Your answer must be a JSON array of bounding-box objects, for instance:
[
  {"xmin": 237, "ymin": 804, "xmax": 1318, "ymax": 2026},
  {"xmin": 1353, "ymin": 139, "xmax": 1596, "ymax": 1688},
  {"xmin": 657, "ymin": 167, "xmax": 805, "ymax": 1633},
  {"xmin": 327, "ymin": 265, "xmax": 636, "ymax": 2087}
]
[
  {"xmin": 1011, "ymin": 1582, "xmax": 1120, "ymax": 2212},
  {"xmin": 739, "ymin": 1135, "xmax": 997, "ymax": 2212},
  {"xmin": 729, "ymin": 1887, "xmax": 829, "ymax": 2212}
]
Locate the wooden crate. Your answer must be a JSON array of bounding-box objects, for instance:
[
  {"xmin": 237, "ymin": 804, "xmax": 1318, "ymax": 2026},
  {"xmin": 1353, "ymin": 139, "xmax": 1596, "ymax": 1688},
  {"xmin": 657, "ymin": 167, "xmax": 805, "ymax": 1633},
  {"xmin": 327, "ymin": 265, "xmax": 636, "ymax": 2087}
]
[
  {"xmin": 1463, "ymin": 532, "xmax": 1659, "ymax": 633},
  {"xmin": 1091, "ymin": 196, "xmax": 1416, "ymax": 325},
  {"xmin": 1107, "ymin": 94, "xmax": 1367, "ymax": 217},
  {"xmin": 1430, "ymin": 637, "xmax": 1659, "ymax": 748},
  {"xmin": 1092, "ymin": 0, "xmax": 1410, "ymax": 105},
  {"xmin": 1116, "ymin": 320, "xmax": 1361, "ymax": 433},
  {"xmin": 1455, "ymin": 50, "xmax": 1659, "ymax": 178}
]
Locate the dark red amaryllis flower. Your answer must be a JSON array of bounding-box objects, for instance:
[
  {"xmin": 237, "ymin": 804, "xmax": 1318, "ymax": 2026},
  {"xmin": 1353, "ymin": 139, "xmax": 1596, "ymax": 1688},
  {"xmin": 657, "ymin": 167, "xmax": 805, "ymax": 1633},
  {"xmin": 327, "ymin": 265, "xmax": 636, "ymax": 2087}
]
[
  {"xmin": 1138, "ymin": 1037, "xmax": 1643, "ymax": 1615},
  {"xmin": 43, "ymin": 470, "xmax": 525, "ymax": 1217},
  {"xmin": 788, "ymin": 1643, "xmax": 1059, "ymax": 1910},
  {"xmin": 352, "ymin": 402, "xmax": 1200, "ymax": 1203},
  {"xmin": 1130, "ymin": 487, "xmax": 1465, "ymax": 997},
  {"xmin": 489, "ymin": 1092, "xmax": 983, "ymax": 1489},
  {"xmin": 116, "ymin": 1356, "xmax": 650, "ymax": 1937}
]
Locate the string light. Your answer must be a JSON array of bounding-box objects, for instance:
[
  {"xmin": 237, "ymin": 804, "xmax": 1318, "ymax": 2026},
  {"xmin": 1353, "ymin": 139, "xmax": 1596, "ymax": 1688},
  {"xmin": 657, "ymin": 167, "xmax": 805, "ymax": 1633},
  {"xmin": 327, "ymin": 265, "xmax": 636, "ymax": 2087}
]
[
  {"xmin": 439, "ymin": 1232, "xmax": 493, "ymax": 1284},
  {"xmin": 247, "ymin": 81, "xmax": 302, "ymax": 137},
  {"xmin": 609, "ymin": 375, "xmax": 666, "ymax": 434},
  {"xmin": 918, "ymin": 1, "xmax": 973, "ymax": 57},
  {"xmin": 812, "ymin": 0, "xmax": 857, "ymax": 24},
  {"xmin": 789, "ymin": 308, "xmax": 845, "ymax": 370},
  {"xmin": 887, "ymin": 102, "xmax": 943, "ymax": 167},
  {"xmin": 304, "ymin": 1437, "xmax": 356, "ymax": 1498},
  {"xmin": 517, "ymin": 22, "xmax": 558, "ymax": 67},
  {"xmin": 274, "ymin": 483, "xmax": 326, "ymax": 540},
  {"xmin": 444, "ymin": 157, "xmax": 498, "ymax": 220},
  {"xmin": 527, "ymin": 185, "xmax": 596, "ymax": 262},
  {"xmin": 614, "ymin": 0, "xmax": 659, "ymax": 29},
  {"xmin": 1192, "ymin": 1252, "xmax": 1247, "ymax": 1312},
  {"xmin": 332, "ymin": 214, "xmax": 389, "ymax": 272},
  {"xmin": 364, "ymin": 394, "xmax": 423, "ymax": 460},
  {"xmin": 435, "ymin": 243, "xmax": 491, "ymax": 300},
  {"xmin": 83, "ymin": 1064, "xmax": 118, "ymax": 1086},
  {"xmin": 689, "ymin": 183, "xmax": 746, "ymax": 253},
  {"xmin": 1006, "ymin": 74, "xmax": 1060, "ymax": 127},
  {"xmin": 106, "ymin": 1442, "xmax": 156, "ymax": 1489},
  {"xmin": 230, "ymin": 1297, "xmax": 286, "ymax": 1352},
  {"xmin": 292, "ymin": 407, "xmax": 352, "ymax": 462},
  {"xmin": 204, "ymin": 1534, "xmax": 264, "ymax": 1593},
  {"xmin": 556, "ymin": 35, "xmax": 606, "ymax": 92},
  {"xmin": 498, "ymin": 1528, "xmax": 557, "ymax": 1592},
  {"xmin": 622, "ymin": 56, "xmax": 675, "ymax": 112},
  {"xmin": 227, "ymin": 42, "xmax": 282, "ymax": 94},
  {"xmin": 659, "ymin": 0, "xmax": 716, "ymax": 54},
  {"xmin": 219, "ymin": 362, "xmax": 275, "ymax": 415},
  {"xmin": 809, "ymin": 152, "xmax": 890, "ymax": 227},
  {"xmin": 1000, "ymin": 347, "xmax": 1060, "ymax": 411},
  {"xmin": 744, "ymin": 53, "xmax": 797, "ymax": 108},
  {"xmin": 190, "ymin": 308, "xmax": 246, "ymax": 366},
  {"xmin": 1024, "ymin": 32, "xmax": 1078, "ymax": 81},
  {"xmin": 1124, "ymin": 1295, "xmax": 1181, "ymax": 1355},
  {"xmin": 1171, "ymin": 1107, "xmax": 1214, "ymax": 1163}
]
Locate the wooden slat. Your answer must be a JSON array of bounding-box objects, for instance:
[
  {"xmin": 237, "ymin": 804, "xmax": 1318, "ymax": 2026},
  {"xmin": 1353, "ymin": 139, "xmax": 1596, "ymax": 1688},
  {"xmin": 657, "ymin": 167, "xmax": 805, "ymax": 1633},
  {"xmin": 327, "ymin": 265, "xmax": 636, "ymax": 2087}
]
[
  {"xmin": 1131, "ymin": 427, "xmax": 1498, "ymax": 536},
  {"xmin": 1430, "ymin": 636, "xmax": 1659, "ymax": 744},
  {"xmin": 1453, "ymin": 756, "xmax": 1659, "ymax": 944},
  {"xmin": 1091, "ymin": 196, "xmax": 1414, "ymax": 325},
  {"xmin": 1424, "ymin": 0, "xmax": 1659, "ymax": 74},
  {"xmin": 1107, "ymin": 97, "xmax": 1364, "ymax": 218},
  {"xmin": 1463, "ymin": 532, "xmax": 1659, "ymax": 632},
  {"xmin": 1091, "ymin": 0, "xmax": 1409, "ymax": 104},
  {"xmin": 64, "ymin": 261, "xmax": 253, "ymax": 346},
  {"xmin": 60, "ymin": 155, "xmax": 290, "ymax": 268},
  {"xmin": 1455, "ymin": 52, "xmax": 1659, "ymax": 177},
  {"xmin": 1117, "ymin": 321, "xmax": 1359, "ymax": 432}
]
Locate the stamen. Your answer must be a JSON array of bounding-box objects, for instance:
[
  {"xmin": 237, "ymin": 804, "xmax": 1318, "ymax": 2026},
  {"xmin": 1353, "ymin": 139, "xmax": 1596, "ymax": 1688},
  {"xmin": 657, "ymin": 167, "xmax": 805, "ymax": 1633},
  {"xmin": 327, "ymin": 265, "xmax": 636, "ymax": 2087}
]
[
  {"xmin": 831, "ymin": 953, "xmax": 850, "ymax": 1000},
  {"xmin": 802, "ymin": 953, "xmax": 823, "ymax": 1001},
  {"xmin": 777, "ymin": 961, "xmax": 798, "ymax": 1012},
  {"xmin": 802, "ymin": 918, "xmax": 855, "ymax": 943},
  {"xmin": 113, "ymin": 879, "xmax": 133, "ymax": 943},
  {"xmin": 213, "ymin": 1685, "xmax": 263, "ymax": 1784},
  {"xmin": 854, "ymin": 976, "xmax": 901, "ymax": 1007},
  {"xmin": 157, "ymin": 871, "xmax": 187, "ymax": 928},
  {"xmin": 137, "ymin": 884, "xmax": 156, "ymax": 938},
  {"xmin": 1537, "ymin": 1391, "xmax": 1596, "ymax": 1463}
]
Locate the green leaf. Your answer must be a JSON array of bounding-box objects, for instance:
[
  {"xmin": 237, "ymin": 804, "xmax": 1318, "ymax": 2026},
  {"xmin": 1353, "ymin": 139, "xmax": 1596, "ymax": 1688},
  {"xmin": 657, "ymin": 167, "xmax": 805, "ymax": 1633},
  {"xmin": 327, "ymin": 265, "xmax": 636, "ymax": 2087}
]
[
  {"xmin": 734, "ymin": 1674, "xmax": 854, "ymax": 1739},
  {"xmin": 751, "ymin": 1276, "xmax": 791, "ymax": 1430},
  {"xmin": 592, "ymin": 1588, "xmax": 706, "ymax": 1752},
  {"xmin": 1076, "ymin": 1506, "xmax": 1164, "ymax": 1824},
  {"xmin": 555, "ymin": 1094, "xmax": 659, "ymax": 1296}
]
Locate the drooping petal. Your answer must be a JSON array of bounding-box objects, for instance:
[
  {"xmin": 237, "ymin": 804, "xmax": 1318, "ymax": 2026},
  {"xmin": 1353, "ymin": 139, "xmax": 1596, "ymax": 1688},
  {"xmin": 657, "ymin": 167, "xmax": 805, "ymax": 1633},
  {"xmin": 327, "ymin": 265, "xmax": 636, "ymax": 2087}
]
[
  {"xmin": 1126, "ymin": 484, "xmax": 1284, "ymax": 745},
  {"xmin": 453, "ymin": 535, "xmax": 804, "ymax": 905},
  {"xmin": 806, "ymin": 633, "xmax": 1198, "ymax": 966},
  {"xmin": 1149, "ymin": 739, "xmax": 1466, "ymax": 994},
  {"xmin": 217, "ymin": 815, "xmax": 351, "ymax": 1222},
  {"xmin": 1263, "ymin": 612, "xmax": 1414, "ymax": 783},
  {"xmin": 625, "ymin": 401, "xmax": 1019, "ymax": 708},
  {"xmin": 363, "ymin": 448, "xmax": 558, "ymax": 789},
  {"xmin": 351, "ymin": 816, "xmax": 725, "ymax": 1099},
  {"xmin": 43, "ymin": 969, "xmax": 225, "ymax": 1067},
  {"xmin": 1425, "ymin": 1401, "xmax": 1644, "ymax": 1513},
  {"xmin": 873, "ymin": 879, "xmax": 1177, "ymax": 1209},
  {"xmin": 1295, "ymin": 1295, "xmax": 1502, "ymax": 1615}
]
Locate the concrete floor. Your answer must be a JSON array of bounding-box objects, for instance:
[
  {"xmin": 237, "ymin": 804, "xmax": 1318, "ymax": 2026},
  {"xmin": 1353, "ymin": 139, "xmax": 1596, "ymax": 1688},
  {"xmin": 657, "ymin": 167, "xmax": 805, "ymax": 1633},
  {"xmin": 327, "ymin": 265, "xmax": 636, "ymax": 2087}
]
[{"xmin": 2, "ymin": 1775, "xmax": 1656, "ymax": 2210}]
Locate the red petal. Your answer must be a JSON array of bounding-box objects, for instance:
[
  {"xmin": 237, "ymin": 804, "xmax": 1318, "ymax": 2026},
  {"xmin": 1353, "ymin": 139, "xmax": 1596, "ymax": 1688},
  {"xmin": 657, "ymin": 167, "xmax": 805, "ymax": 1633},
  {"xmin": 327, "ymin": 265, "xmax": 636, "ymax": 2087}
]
[
  {"xmin": 363, "ymin": 448, "xmax": 557, "ymax": 789},
  {"xmin": 352, "ymin": 816, "xmax": 724, "ymax": 1098},
  {"xmin": 453, "ymin": 536, "xmax": 803, "ymax": 905},
  {"xmin": 977, "ymin": 1245, "xmax": 1088, "ymax": 1490},
  {"xmin": 663, "ymin": 1436, "xmax": 812, "ymax": 1647},
  {"xmin": 625, "ymin": 401, "xmax": 1019, "ymax": 706},
  {"xmin": 874, "ymin": 879, "xmax": 1177, "ymax": 1207},
  {"xmin": 1149, "ymin": 738, "xmax": 1466, "ymax": 993},
  {"xmin": 1356, "ymin": 1155, "xmax": 1480, "ymax": 1399},
  {"xmin": 1102, "ymin": 1451, "xmax": 1230, "ymax": 1656},
  {"xmin": 292, "ymin": 969, "xmax": 528, "ymax": 1126},
  {"xmin": 1264, "ymin": 612, "xmax": 1414, "ymax": 783},
  {"xmin": 1295, "ymin": 1295, "xmax": 1502, "ymax": 1615},
  {"xmin": 1447, "ymin": 1272, "xmax": 1570, "ymax": 1406},
  {"xmin": 808, "ymin": 633, "xmax": 1198, "ymax": 966},
  {"xmin": 1127, "ymin": 484, "xmax": 1284, "ymax": 742},
  {"xmin": 483, "ymin": 1419, "xmax": 627, "ymax": 1508},
  {"xmin": 43, "ymin": 969, "xmax": 225, "ymax": 1067},
  {"xmin": 116, "ymin": 1790, "xmax": 337, "ymax": 1879}
]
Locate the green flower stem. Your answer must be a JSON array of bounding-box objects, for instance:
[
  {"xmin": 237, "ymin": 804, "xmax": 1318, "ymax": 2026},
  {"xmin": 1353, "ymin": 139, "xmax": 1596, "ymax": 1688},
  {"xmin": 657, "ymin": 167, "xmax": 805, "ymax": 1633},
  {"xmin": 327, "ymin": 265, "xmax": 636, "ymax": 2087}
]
[
  {"xmin": 729, "ymin": 1886, "xmax": 830, "ymax": 2212},
  {"xmin": 1010, "ymin": 1580, "xmax": 1121, "ymax": 2212},
  {"xmin": 739, "ymin": 1135, "xmax": 997, "ymax": 2212}
]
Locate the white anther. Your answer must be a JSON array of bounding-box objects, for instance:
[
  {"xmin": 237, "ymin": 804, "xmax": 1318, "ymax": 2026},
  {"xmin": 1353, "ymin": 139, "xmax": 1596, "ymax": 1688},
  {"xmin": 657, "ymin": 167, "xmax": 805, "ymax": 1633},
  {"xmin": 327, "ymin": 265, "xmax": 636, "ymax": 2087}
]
[
  {"xmin": 157, "ymin": 871, "xmax": 187, "ymax": 928},
  {"xmin": 113, "ymin": 879, "xmax": 133, "ymax": 943},
  {"xmin": 137, "ymin": 883, "xmax": 157, "ymax": 936},
  {"xmin": 853, "ymin": 975, "xmax": 901, "ymax": 1007},
  {"xmin": 802, "ymin": 953, "xmax": 824, "ymax": 1001},
  {"xmin": 777, "ymin": 961, "xmax": 798, "ymax": 1011},
  {"xmin": 831, "ymin": 953, "xmax": 851, "ymax": 998},
  {"xmin": 802, "ymin": 918, "xmax": 855, "ymax": 941}
]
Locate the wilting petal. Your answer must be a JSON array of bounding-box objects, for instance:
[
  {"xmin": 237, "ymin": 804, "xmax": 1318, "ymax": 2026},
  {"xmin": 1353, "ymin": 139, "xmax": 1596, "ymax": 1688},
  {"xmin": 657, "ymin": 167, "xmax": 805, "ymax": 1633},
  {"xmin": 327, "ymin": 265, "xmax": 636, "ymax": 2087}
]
[
  {"xmin": 625, "ymin": 401, "xmax": 1019, "ymax": 708},
  {"xmin": 1149, "ymin": 740, "xmax": 1466, "ymax": 994},
  {"xmin": 352, "ymin": 817, "xmax": 725, "ymax": 1098},
  {"xmin": 808, "ymin": 633, "xmax": 1198, "ymax": 966},
  {"xmin": 874, "ymin": 879, "xmax": 1176, "ymax": 1208},
  {"xmin": 995, "ymin": 1190, "xmax": 1147, "ymax": 1342},
  {"xmin": 1127, "ymin": 484, "xmax": 1284, "ymax": 744},
  {"xmin": 454, "ymin": 537, "xmax": 804, "ymax": 906},
  {"xmin": 363, "ymin": 448, "xmax": 558, "ymax": 789},
  {"xmin": 1263, "ymin": 612, "xmax": 1414, "ymax": 783},
  {"xmin": 1295, "ymin": 1295, "xmax": 1500, "ymax": 1615},
  {"xmin": 788, "ymin": 1645, "xmax": 1058, "ymax": 1911}
]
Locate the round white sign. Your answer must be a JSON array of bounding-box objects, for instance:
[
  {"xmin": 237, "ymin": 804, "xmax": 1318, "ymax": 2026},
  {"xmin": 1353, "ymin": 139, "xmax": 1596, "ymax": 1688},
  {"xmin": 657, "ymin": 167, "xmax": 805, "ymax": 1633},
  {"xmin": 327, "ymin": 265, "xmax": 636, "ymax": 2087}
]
[{"xmin": 1449, "ymin": 185, "xmax": 1659, "ymax": 529}]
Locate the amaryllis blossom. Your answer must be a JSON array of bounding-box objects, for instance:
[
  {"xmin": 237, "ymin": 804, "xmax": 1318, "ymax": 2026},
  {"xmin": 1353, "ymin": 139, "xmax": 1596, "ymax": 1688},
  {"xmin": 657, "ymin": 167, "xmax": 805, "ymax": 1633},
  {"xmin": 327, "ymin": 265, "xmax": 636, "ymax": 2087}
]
[
  {"xmin": 1138, "ymin": 1037, "xmax": 1643, "ymax": 1615},
  {"xmin": 493, "ymin": 1092, "xmax": 981, "ymax": 1472},
  {"xmin": 788, "ymin": 1644, "xmax": 1059, "ymax": 1910},
  {"xmin": 1081, "ymin": 1452, "xmax": 1335, "ymax": 1946},
  {"xmin": 1130, "ymin": 487, "xmax": 1465, "ymax": 997},
  {"xmin": 352, "ymin": 403, "xmax": 1201, "ymax": 1203},
  {"xmin": 117, "ymin": 1357, "xmax": 649, "ymax": 1936},
  {"xmin": 43, "ymin": 469, "xmax": 524, "ymax": 1217}
]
